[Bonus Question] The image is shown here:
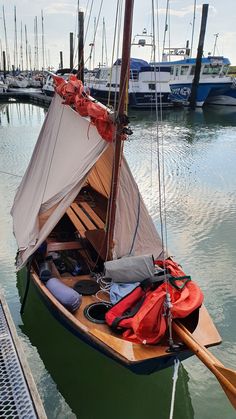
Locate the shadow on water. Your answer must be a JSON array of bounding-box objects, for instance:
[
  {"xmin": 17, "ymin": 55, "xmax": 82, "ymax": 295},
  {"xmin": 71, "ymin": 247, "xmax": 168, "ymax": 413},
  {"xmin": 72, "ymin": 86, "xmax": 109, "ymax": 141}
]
[{"xmin": 17, "ymin": 270, "xmax": 194, "ymax": 419}]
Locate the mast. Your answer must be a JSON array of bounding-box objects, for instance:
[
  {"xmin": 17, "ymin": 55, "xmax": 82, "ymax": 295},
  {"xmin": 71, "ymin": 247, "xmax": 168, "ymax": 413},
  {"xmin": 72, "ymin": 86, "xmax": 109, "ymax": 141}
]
[
  {"xmin": 190, "ymin": 0, "xmax": 197, "ymax": 57},
  {"xmin": 77, "ymin": 10, "xmax": 84, "ymax": 83},
  {"xmin": 93, "ymin": 17, "xmax": 96, "ymax": 69},
  {"xmin": 60, "ymin": 51, "xmax": 63, "ymax": 69},
  {"xmin": 25, "ymin": 25, "xmax": 29, "ymax": 71},
  {"xmin": 41, "ymin": 10, "xmax": 45, "ymax": 71},
  {"xmin": 106, "ymin": 0, "xmax": 134, "ymax": 257},
  {"xmin": 2, "ymin": 6, "xmax": 11, "ymax": 70},
  {"xmin": 20, "ymin": 21, "xmax": 24, "ymax": 71},
  {"xmin": 34, "ymin": 16, "xmax": 39, "ymax": 71},
  {"xmin": 14, "ymin": 6, "xmax": 18, "ymax": 70},
  {"xmin": 213, "ymin": 33, "xmax": 219, "ymax": 56},
  {"xmin": 70, "ymin": 32, "xmax": 74, "ymax": 70},
  {"xmin": 162, "ymin": 0, "xmax": 170, "ymax": 60}
]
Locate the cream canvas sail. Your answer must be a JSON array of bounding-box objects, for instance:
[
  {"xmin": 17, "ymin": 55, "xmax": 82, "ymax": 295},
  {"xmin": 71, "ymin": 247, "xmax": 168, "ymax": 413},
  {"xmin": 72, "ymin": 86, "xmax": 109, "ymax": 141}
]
[{"xmin": 11, "ymin": 92, "xmax": 163, "ymax": 269}]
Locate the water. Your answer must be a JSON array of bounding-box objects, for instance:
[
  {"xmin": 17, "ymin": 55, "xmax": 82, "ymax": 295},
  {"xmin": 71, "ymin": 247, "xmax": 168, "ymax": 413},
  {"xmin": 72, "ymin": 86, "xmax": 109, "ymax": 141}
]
[{"xmin": 0, "ymin": 102, "xmax": 236, "ymax": 418}]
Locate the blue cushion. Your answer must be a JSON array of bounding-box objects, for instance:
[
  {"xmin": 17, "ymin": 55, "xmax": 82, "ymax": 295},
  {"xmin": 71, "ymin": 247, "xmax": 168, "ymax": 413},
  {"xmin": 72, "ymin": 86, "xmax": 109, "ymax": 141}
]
[{"xmin": 46, "ymin": 277, "xmax": 82, "ymax": 312}]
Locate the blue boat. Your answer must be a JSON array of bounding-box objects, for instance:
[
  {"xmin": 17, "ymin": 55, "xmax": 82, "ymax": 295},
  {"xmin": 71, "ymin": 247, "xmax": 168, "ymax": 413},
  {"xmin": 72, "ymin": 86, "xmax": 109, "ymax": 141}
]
[{"xmin": 155, "ymin": 56, "xmax": 234, "ymax": 107}]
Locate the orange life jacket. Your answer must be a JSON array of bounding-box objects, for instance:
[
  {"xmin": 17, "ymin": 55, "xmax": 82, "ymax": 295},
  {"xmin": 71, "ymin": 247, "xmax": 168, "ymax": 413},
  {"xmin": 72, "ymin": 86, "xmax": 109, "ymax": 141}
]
[{"xmin": 105, "ymin": 259, "xmax": 204, "ymax": 344}]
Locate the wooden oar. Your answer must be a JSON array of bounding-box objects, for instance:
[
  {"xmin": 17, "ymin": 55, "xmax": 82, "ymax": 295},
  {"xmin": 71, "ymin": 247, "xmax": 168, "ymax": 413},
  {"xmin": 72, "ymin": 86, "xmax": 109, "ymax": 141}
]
[{"xmin": 173, "ymin": 320, "xmax": 236, "ymax": 410}]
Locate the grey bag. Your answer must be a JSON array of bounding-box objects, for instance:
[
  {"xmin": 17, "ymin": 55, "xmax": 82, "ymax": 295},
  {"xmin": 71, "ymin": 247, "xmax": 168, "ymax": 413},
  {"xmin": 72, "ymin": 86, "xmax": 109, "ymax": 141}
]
[{"xmin": 104, "ymin": 255, "xmax": 155, "ymax": 283}]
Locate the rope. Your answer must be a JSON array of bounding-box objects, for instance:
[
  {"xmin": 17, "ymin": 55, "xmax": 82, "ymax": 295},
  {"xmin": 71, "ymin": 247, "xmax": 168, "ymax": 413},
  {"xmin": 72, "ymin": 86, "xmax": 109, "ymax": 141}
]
[
  {"xmin": 128, "ymin": 189, "xmax": 141, "ymax": 255},
  {"xmin": 107, "ymin": 0, "xmax": 121, "ymax": 107},
  {"xmin": 0, "ymin": 170, "xmax": 22, "ymax": 178},
  {"xmin": 169, "ymin": 358, "xmax": 180, "ymax": 419}
]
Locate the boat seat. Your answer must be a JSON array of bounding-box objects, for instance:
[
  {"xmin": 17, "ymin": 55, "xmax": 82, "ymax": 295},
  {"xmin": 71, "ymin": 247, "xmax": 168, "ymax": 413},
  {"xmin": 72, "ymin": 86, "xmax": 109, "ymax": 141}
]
[
  {"xmin": 66, "ymin": 201, "xmax": 107, "ymax": 260},
  {"xmin": 46, "ymin": 239, "xmax": 83, "ymax": 252},
  {"xmin": 66, "ymin": 202, "xmax": 105, "ymax": 237}
]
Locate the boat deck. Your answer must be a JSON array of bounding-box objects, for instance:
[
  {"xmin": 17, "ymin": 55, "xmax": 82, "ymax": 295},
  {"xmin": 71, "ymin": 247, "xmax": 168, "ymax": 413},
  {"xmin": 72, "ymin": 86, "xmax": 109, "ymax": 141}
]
[{"xmin": 0, "ymin": 292, "xmax": 47, "ymax": 418}]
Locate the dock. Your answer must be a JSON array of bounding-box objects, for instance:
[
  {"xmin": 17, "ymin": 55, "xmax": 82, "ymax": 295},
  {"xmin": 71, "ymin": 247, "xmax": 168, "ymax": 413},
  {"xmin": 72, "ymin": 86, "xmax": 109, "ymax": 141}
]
[
  {"xmin": 0, "ymin": 292, "xmax": 47, "ymax": 418},
  {"xmin": 0, "ymin": 90, "xmax": 52, "ymax": 108}
]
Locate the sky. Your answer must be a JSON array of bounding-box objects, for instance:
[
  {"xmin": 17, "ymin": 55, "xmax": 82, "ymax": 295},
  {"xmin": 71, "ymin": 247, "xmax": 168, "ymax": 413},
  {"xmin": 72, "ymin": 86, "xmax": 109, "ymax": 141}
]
[{"xmin": 1, "ymin": 0, "xmax": 236, "ymax": 71}]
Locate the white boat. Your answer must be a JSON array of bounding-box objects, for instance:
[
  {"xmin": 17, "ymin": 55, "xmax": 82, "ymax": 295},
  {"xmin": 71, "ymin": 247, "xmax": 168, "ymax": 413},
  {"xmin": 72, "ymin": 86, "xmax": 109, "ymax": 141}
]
[
  {"xmin": 6, "ymin": 75, "xmax": 28, "ymax": 89},
  {"xmin": 42, "ymin": 69, "xmax": 77, "ymax": 97},
  {"xmin": 85, "ymin": 58, "xmax": 172, "ymax": 108}
]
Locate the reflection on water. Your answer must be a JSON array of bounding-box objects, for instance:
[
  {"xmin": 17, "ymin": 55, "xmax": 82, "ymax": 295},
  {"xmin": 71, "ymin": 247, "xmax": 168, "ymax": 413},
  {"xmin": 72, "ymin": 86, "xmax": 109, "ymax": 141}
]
[
  {"xmin": 0, "ymin": 102, "xmax": 236, "ymax": 418},
  {"xmin": 17, "ymin": 270, "xmax": 194, "ymax": 419}
]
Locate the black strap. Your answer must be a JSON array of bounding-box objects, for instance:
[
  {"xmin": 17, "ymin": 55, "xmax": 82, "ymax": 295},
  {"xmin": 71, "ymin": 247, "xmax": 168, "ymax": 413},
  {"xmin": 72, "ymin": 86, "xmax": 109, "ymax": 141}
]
[
  {"xmin": 111, "ymin": 295, "xmax": 146, "ymax": 330},
  {"xmin": 169, "ymin": 275, "xmax": 191, "ymax": 290}
]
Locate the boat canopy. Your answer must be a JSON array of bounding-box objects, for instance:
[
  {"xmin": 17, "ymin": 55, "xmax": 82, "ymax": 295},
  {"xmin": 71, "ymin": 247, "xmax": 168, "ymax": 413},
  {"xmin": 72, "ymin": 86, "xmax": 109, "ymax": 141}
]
[
  {"xmin": 113, "ymin": 58, "xmax": 149, "ymax": 70},
  {"xmin": 11, "ymin": 93, "xmax": 163, "ymax": 269},
  {"xmin": 154, "ymin": 56, "xmax": 231, "ymax": 66}
]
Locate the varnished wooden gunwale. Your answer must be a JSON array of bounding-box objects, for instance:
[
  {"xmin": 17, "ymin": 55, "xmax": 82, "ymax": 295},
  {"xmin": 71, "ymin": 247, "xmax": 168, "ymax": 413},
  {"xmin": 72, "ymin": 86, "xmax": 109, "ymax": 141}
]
[
  {"xmin": 34, "ymin": 188, "xmax": 221, "ymax": 373},
  {"xmin": 31, "ymin": 269, "xmax": 221, "ymax": 371}
]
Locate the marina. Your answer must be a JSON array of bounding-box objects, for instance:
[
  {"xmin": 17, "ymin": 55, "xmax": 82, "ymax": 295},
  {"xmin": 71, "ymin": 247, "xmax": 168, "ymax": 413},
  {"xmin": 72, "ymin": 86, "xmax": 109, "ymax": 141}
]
[
  {"xmin": 0, "ymin": 0, "xmax": 236, "ymax": 418},
  {"xmin": 0, "ymin": 99, "xmax": 236, "ymax": 418}
]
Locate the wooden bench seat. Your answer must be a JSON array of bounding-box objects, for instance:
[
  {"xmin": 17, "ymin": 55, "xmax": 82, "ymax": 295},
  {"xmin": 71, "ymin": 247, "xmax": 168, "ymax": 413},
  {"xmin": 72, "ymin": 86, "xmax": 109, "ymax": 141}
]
[
  {"xmin": 65, "ymin": 200, "xmax": 107, "ymax": 260},
  {"xmin": 66, "ymin": 201, "xmax": 105, "ymax": 238}
]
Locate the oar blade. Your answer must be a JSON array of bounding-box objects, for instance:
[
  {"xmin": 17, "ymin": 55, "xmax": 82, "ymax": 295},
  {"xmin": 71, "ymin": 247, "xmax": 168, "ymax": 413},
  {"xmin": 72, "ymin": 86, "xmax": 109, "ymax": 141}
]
[
  {"xmin": 220, "ymin": 385, "xmax": 236, "ymax": 410},
  {"xmin": 173, "ymin": 321, "xmax": 236, "ymax": 409},
  {"xmin": 215, "ymin": 365, "xmax": 236, "ymax": 388}
]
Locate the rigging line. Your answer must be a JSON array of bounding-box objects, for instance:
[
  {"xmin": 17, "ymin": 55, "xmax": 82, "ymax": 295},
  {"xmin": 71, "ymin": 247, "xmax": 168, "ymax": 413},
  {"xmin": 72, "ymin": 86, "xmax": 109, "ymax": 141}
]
[
  {"xmin": 72, "ymin": 0, "xmax": 80, "ymax": 64},
  {"xmin": 0, "ymin": 170, "xmax": 22, "ymax": 178},
  {"xmin": 128, "ymin": 189, "xmax": 141, "ymax": 255},
  {"xmin": 84, "ymin": 0, "xmax": 104, "ymax": 68},
  {"xmin": 155, "ymin": 0, "xmax": 169, "ymax": 260},
  {"xmin": 162, "ymin": 0, "xmax": 170, "ymax": 60},
  {"xmin": 190, "ymin": 0, "xmax": 197, "ymax": 58},
  {"xmin": 156, "ymin": 0, "xmax": 169, "ymax": 258},
  {"xmin": 84, "ymin": 0, "xmax": 94, "ymax": 48},
  {"xmin": 169, "ymin": 359, "xmax": 180, "ymax": 419},
  {"xmin": 113, "ymin": 0, "xmax": 123, "ymax": 111},
  {"xmin": 152, "ymin": 0, "xmax": 165, "ymax": 252},
  {"xmin": 108, "ymin": 0, "xmax": 121, "ymax": 107},
  {"xmin": 74, "ymin": 0, "xmax": 94, "ymax": 68}
]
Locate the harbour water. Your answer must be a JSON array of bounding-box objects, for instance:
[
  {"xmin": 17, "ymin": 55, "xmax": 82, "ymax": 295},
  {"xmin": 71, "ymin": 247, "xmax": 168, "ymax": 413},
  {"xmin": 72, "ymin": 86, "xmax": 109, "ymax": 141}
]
[{"xmin": 0, "ymin": 102, "xmax": 236, "ymax": 418}]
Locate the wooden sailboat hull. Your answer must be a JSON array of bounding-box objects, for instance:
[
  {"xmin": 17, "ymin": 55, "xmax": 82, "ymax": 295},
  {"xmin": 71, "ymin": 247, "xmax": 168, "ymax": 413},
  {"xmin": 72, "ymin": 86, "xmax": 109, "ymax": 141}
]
[{"xmin": 30, "ymin": 270, "xmax": 221, "ymax": 375}]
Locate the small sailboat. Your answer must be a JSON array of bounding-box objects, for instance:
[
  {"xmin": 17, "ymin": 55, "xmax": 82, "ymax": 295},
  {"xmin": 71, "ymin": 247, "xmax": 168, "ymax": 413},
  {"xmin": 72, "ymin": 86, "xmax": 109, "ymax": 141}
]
[{"xmin": 11, "ymin": 0, "xmax": 236, "ymax": 409}]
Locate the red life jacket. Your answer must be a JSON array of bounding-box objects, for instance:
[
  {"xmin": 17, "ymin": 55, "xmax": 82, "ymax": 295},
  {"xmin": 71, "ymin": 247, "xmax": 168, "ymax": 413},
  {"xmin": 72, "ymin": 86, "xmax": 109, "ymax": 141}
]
[{"xmin": 105, "ymin": 259, "xmax": 204, "ymax": 344}]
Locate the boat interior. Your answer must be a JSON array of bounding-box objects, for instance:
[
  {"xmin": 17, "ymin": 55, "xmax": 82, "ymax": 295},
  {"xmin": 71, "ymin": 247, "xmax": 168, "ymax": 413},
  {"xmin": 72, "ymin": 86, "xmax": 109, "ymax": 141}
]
[{"xmin": 31, "ymin": 183, "xmax": 221, "ymax": 371}]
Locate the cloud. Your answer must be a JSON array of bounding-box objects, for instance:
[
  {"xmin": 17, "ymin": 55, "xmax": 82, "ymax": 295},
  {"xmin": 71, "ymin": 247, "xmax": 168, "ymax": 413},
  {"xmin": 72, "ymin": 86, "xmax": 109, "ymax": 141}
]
[
  {"xmin": 158, "ymin": 4, "xmax": 217, "ymax": 18},
  {"xmin": 44, "ymin": 2, "xmax": 76, "ymax": 15}
]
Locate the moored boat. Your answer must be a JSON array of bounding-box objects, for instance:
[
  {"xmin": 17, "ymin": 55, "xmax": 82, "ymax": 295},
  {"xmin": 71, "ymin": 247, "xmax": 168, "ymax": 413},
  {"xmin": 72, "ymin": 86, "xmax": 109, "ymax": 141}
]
[
  {"xmin": 10, "ymin": 1, "xmax": 236, "ymax": 410},
  {"xmin": 85, "ymin": 58, "xmax": 172, "ymax": 109},
  {"xmin": 155, "ymin": 56, "xmax": 234, "ymax": 107}
]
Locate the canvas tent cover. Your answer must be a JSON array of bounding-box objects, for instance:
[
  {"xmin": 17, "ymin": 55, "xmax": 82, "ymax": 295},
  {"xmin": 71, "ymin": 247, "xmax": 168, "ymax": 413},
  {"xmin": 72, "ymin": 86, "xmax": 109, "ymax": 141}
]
[{"xmin": 11, "ymin": 93, "xmax": 163, "ymax": 269}]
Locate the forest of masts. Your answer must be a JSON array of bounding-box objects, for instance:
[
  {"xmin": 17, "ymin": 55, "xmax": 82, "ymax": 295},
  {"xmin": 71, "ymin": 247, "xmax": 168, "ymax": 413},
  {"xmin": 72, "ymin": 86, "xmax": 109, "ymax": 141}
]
[{"xmin": 1, "ymin": 5, "xmax": 49, "ymax": 73}]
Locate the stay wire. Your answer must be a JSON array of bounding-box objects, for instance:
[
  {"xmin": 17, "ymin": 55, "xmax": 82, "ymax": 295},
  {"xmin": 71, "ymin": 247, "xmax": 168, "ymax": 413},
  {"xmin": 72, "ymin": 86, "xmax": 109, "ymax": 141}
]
[
  {"xmin": 83, "ymin": 0, "xmax": 104, "ymax": 68},
  {"xmin": 107, "ymin": 0, "xmax": 121, "ymax": 107}
]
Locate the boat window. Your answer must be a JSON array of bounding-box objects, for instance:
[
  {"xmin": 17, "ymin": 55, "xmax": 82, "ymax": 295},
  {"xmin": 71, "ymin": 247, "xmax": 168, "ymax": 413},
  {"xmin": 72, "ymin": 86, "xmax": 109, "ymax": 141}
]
[
  {"xmin": 170, "ymin": 66, "xmax": 174, "ymax": 75},
  {"xmin": 130, "ymin": 70, "xmax": 139, "ymax": 80},
  {"xmin": 221, "ymin": 65, "xmax": 229, "ymax": 75},
  {"xmin": 149, "ymin": 83, "xmax": 155, "ymax": 90},
  {"xmin": 176, "ymin": 66, "xmax": 180, "ymax": 76},
  {"xmin": 190, "ymin": 65, "xmax": 196, "ymax": 75},
  {"xmin": 202, "ymin": 65, "xmax": 221, "ymax": 75},
  {"xmin": 180, "ymin": 66, "xmax": 189, "ymax": 75},
  {"xmin": 95, "ymin": 69, "xmax": 101, "ymax": 79}
]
